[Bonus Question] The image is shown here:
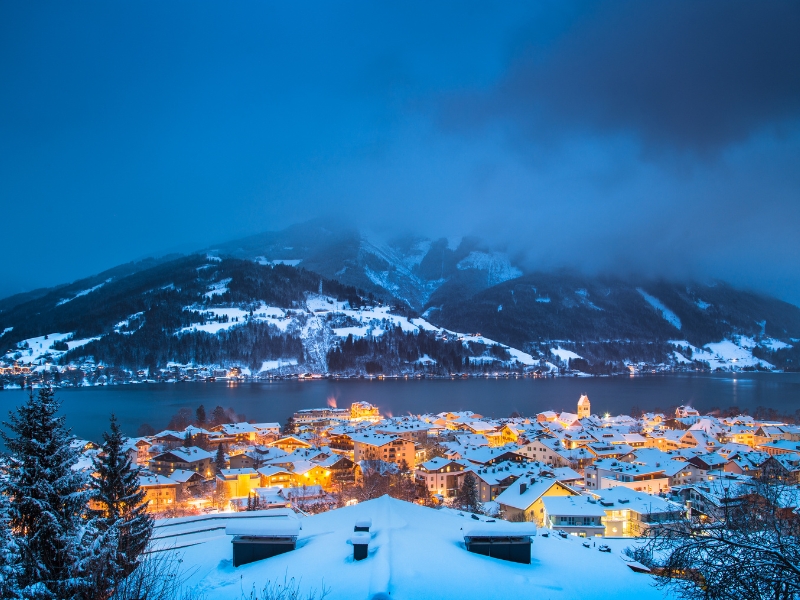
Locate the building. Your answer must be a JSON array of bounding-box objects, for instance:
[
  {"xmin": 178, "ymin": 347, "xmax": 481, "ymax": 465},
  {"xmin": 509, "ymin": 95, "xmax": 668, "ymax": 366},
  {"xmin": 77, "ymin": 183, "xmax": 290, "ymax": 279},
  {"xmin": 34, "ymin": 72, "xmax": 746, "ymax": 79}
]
[
  {"xmin": 350, "ymin": 401, "xmax": 381, "ymax": 422},
  {"xmin": 217, "ymin": 468, "xmax": 262, "ymax": 499},
  {"xmin": 149, "ymin": 446, "xmax": 214, "ymax": 478},
  {"xmin": 495, "ymin": 477, "xmax": 578, "ymax": 524},
  {"xmin": 593, "ymin": 487, "xmax": 684, "ymax": 537},
  {"xmin": 139, "ymin": 474, "xmax": 179, "ymax": 512},
  {"xmin": 351, "ymin": 433, "xmax": 416, "ymax": 467},
  {"xmin": 541, "ymin": 495, "xmax": 606, "ymax": 537},
  {"xmin": 415, "ymin": 457, "xmax": 468, "ymax": 498},
  {"xmin": 584, "ymin": 459, "xmax": 670, "ymax": 495},
  {"xmin": 577, "ymin": 395, "xmax": 591, "ymax": 419}
]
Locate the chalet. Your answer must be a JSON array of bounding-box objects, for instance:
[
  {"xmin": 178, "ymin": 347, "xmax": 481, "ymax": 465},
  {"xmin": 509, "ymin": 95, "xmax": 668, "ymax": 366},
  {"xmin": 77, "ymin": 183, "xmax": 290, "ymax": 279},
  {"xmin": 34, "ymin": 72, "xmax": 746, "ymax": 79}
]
[
  {"xmin": 229, "ymin": 446, "xmax": 289, "ymax": 470},
  {"xmin": 139, "ymin": 474, "xmax": 179, "ymax": 512},
  {"xmin": 257, "ymin": 466, "xmax": 295, "ymax": 488},
  {"xmin": 168, "ymin": 469, "xmax": 209, "ymax": 500},
  {"xmin": 415, "ymin": 458, "xmax": 467, "ymax": 498},
  {"xmin": 152, "ymin": 430, "xmax": 186, "ymax": 449},
  {"xmin": 149, "ymin": 446, "xmax": 214, "ymax": 478},
  {"xmin": 269, "ymin": 435, "xmax": 313, "ymax": 453},
  {"xmin": 762, "ymin": 453, "xmax": 800, "ymax": 483},
  {"xmin": 211, "ymin": 422, "xmax": 257, "ymax": 443},
  {"xmin": 495, "ymin": 478, "xmax": 578, "ymax": 524}
]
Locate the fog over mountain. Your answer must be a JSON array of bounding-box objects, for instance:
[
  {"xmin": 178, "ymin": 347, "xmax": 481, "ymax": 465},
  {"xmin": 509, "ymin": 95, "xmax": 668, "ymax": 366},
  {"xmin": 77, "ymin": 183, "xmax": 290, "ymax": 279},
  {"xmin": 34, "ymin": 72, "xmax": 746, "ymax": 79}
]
[{"xmin": 1, "ymin": 2, "xmax": 799, "ymax": 305}]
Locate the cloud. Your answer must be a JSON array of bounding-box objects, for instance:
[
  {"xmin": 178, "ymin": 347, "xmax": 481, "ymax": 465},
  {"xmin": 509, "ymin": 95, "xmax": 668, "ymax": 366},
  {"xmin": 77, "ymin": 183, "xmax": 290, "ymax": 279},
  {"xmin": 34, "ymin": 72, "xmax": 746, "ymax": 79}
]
[{"xmin": 442, "ymin": 1, "xmax": 800, "ymax": 152}]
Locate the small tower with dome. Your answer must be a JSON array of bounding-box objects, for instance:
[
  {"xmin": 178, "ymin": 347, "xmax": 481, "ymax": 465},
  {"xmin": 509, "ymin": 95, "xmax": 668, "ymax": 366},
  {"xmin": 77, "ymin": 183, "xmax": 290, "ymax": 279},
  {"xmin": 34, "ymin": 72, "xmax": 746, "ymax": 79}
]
[{"xmin": 577, "ymin": 394, "xmax": 591, "ymax": 419}]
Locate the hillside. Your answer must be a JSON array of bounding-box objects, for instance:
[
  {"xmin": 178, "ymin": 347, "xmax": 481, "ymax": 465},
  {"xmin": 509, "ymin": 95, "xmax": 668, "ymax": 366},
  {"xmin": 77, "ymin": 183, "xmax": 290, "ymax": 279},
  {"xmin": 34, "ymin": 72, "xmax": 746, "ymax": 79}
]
[{"xmin": 2, "ymin": 223, "xmax": 800, "ymax": 375}]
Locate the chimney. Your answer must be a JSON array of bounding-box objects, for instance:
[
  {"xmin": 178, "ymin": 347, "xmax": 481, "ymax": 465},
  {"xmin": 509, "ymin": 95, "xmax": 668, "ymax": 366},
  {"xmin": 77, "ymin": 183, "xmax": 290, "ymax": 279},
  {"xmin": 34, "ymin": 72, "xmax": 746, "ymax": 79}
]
[
  {"xmin": 351, "ymin": 533, "xmax": 370, "ymax": 561},
  {"xmin": 520, "ymin": 482, "xmax": 527, "ymax": 494}
]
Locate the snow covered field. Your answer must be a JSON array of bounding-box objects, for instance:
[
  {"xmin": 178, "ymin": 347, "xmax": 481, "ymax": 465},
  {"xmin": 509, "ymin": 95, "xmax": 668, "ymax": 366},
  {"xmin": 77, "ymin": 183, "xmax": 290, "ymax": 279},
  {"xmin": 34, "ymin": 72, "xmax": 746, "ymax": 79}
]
[
  {"xmin": 158, "ymin": 496, "xmax": 669, "ymax": 600},
  {"xmin": 669, "ymin": 336, "xmax": 782, "ymax": 371}
]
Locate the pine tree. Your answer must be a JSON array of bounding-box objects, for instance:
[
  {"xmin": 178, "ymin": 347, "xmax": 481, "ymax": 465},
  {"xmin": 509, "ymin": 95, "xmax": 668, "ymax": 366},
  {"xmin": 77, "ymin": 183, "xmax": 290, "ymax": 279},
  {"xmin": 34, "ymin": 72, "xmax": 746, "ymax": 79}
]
[
  {"xmin": 1, "ymin": 387, "xmax": 92, "ymax": 599},
  {"xmin": 215, "ymin": 444, "xmax": 227, "ymax": 473},
  {"xmin": 0, "ymin": 490, "xmax": 20, "ymax": 600},
  {"xmin": 457, "ymin": 472, "xmax": 481, "ymax": 513},
  {"xmin": 195, "ymin": 404, "xmax": 206, "ymax": 426},
  {"xmin": 87, "ymin": 414, "xmax": 153, "ymax": 597}
]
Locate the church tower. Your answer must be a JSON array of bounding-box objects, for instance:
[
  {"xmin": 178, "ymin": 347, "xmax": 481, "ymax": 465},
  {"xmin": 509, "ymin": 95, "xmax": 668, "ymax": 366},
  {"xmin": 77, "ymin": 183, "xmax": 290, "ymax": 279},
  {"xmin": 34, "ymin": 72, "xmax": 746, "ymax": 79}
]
[{"xmin": 577, "ymin": 394, "xmax": 591, "ymax": 419}]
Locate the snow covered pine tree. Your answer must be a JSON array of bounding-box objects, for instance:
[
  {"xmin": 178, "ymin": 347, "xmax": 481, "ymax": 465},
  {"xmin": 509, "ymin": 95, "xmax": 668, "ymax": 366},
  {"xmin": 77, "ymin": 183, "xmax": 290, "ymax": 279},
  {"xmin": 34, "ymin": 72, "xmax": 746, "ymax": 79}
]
[
  {"xmin": 0, "ymin": 490, "xmax": 21, "ymax": 599},
  {"xmin": 1, "ymin": 387, "xmax": 93, "ymax": 599},
  {"xmin": 87, "ymin": 414, "xmax": 153, "ymax": 598}
]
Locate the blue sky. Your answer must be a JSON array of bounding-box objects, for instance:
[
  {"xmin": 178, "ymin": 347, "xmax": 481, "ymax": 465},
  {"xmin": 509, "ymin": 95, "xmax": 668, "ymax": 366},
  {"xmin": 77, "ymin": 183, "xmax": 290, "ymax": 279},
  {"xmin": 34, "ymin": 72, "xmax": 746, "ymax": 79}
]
[{"xmin": 1, "ymin": 1, "xmax": 799, "ymax": 305}]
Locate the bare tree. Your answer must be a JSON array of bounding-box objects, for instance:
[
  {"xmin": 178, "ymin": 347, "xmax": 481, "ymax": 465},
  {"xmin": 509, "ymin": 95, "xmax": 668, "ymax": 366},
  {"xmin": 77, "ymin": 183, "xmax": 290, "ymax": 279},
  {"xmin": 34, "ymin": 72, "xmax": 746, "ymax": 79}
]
[{"xmin": 630, "ymin": 473, "xmax": 800, "ymax": 600}]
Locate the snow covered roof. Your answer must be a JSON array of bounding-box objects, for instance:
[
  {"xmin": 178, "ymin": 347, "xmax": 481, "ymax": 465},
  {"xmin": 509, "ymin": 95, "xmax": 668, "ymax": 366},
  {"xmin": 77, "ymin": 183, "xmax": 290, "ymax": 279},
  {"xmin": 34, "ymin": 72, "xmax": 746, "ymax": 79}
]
[
  {"xmin": 542, "ymin": 495, "xmax": 607, "ymax": 518},
  {"xmin": 152, "ymin": 495, "xmax": 671, "ymax": 599},
  {"xmin": 495, "ymin": 478, "xmax": 576, "ymax": 511}
]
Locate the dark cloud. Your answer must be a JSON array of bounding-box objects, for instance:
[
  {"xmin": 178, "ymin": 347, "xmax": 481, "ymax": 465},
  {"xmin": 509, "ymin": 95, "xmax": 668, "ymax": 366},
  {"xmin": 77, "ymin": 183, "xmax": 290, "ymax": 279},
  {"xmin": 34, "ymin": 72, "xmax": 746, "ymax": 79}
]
[{"xmin": 444, "ymin": 1, "xmax": 800, "ymax": 151}]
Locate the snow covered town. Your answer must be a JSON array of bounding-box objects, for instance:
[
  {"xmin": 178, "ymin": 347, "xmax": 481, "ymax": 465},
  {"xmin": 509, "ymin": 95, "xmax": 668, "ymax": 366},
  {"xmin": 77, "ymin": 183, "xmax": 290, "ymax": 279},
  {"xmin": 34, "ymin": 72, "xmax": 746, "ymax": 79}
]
[
  {"xmin": 60, "ymin": 395, "xmax": 798, "ymax": 598},
  {"xmin": 4, "ymin": 390, "xmax": 800, "ymax": 599},
  {"xmin": 83, "ymin": 396, "xmax": 799, "ymax": 527}
]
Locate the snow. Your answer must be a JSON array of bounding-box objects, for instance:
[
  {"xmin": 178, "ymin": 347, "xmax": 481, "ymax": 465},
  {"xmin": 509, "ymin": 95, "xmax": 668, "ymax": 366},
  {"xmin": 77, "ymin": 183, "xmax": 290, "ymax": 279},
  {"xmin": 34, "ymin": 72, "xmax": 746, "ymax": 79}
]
[
  {"xmin": 6, "ymin": 333, "xmax": 73, "ymax": 363},
  {"xmin": 66, "ymin": 337, "xmax": 100, "ymax": 351},
  {"xmin": 672, "ymin": 351, "xmax": 692, "ymax": 365},
  {"xmin": 177, "ymin": 304, "xmax": 290, "ymax": 335},
  {"xmin": 255, "ymin": 257, "xmax": 303, "ymax": 267},
  {"xmin": 456, "ymin": 251, "xmax": 522, "ymax": 286},
  {"xmin": 668, "ymin": 339, "xmax": 774, "ymax": 370},
  {"xmin": 695, "ymin": 299, "xmax": 711, "ymax": 310},
  {"xmin": 157, "ymin": 496, "xmax": 669, "ymax": 600},
  {"xmin": 415, "ymin": 354, "xmax": 436, "ymax": 365},
  {"xmin": 56, "ymin": 278, "xmax": 112, "ymax": 306},
  {"xmin": 761, "ymin": 338, "xmax": 792, "ymax": 351},
  {"xmin": 497, "ymin": 304, "xmax": 503, "ymax": 312},
  {"xmin": 551, "ymin": 347, "xmax": 582, "ymax": 362},
  {"xmin": 204, "ymin": 278, "xmax": 232, "ymax": 298},
  {"xmin": 535, "ymin": 297, "xmax": 551, "ymax": 303},
  {"xmin": 1, "ymin": 327, "xmax": 12, "ymax": 336},
  {"xmin": 636, "ymin": 289, "xmax": 681, "ymax": 330},
  {"xmin": 446, "ymin": 235, "xmax": 462, "ymax": 251}
]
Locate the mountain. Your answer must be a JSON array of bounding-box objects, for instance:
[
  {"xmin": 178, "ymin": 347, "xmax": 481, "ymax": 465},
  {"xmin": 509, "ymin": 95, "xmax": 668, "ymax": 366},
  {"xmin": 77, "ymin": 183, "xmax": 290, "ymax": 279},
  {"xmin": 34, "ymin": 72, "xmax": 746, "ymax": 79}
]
[
  {"xmin": 2, "ymin": 222, "xmax": 800, "ymax": 375},
  {"xmin": 206, "ymin": 221, "xmax": 522, "ymax": 310}
]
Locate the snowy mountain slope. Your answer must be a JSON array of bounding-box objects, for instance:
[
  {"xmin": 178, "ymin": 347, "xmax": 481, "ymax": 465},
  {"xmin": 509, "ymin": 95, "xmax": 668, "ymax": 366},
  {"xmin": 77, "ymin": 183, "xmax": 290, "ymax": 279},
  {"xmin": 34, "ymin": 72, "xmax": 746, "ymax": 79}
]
[{"xmin": 3, "ymin": 223, "xmax": 800, "ymax": 373}]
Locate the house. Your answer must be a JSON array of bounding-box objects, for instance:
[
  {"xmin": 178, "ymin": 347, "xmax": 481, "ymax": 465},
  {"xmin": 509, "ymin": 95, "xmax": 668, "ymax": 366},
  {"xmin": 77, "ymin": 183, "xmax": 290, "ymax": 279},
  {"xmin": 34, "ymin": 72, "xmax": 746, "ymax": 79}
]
[
  {"xmin": 756, "ymin": 440, "xmax": 800, "ymax": 456},
  {"xmin": 257, "ymin": 466, "xmax": 296, "ymax": 488},
  {"xmin": 139, "ymin": 474, "xmax": 179, "ymax": 512},
  {"xmin": 351, "ymin": 433, "xmax": 416, "ymax": 467},
  {"xmin": 149, "ymin": 446, "xmax": 214, "ymax": 478},
  {"xmin": 269, "ymin": 435, "xmax": 313, "ymax": 453},
  {"xmin": 670, "ymin": 474, "xmax": 754, "ymax": 521},
  {"xmin": 762, "ymin": 453, "xmax": 800, "ymax": 483},
  {"xmin": 216, "ymin": 468, "xmax": 262, "ymax": 498},
  {"xmin": 415, "ymin": 458, "xmax": 468, "ymax": 498},
  {"xmin": 229, "ymin": 446, "xmax": 289, "ymax": 470},
  {"xmin": 676, "ymin": 406, "xmax": 700, "ymax": 419},
  {"xmin": 541, "ymin": 495, "xmax": 606, "ymax": 537},
  {"xmin": 495, "ymin": 477, "xmax": 578, "ymax": 524},
  {"xmin": 212, "ymin": 422, "xmax": 257, "ymax": 443},
  {"xmin": 168, "ymin": 469, "xmax": 210, "ymax": 500},
  {"xmin": 584, "ymin": 458, "xmax": 670, "ymax": 495},
  {"xmin": 593, "ymin": 487, "xmax": 684, "ymax": 537},
  {"xmin": 469, "ymin": 461, "xmax": 534, "ymax": 503}
]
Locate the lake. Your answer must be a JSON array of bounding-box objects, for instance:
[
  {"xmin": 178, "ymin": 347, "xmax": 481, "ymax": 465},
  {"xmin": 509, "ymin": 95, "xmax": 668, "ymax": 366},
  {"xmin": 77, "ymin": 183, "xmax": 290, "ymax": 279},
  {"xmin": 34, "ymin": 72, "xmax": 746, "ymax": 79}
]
[{"xmin": 1, "ymin": 373, "xmax": 800, "ymax": 442}]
